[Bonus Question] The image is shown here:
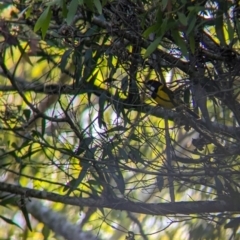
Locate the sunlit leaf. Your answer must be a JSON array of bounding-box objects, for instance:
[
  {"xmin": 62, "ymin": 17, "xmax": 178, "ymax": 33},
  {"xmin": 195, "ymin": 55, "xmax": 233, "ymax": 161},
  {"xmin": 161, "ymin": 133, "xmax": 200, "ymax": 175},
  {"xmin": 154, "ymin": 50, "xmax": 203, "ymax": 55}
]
[{"xmin": 34, "ymin": 6, "xmax": 52, "ymax": 39}]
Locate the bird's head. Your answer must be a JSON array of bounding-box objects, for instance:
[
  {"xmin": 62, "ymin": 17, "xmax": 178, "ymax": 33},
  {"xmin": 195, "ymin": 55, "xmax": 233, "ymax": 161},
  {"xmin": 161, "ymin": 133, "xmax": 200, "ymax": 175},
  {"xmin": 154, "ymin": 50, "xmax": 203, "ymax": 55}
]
[{"xmin": 145, "ymin": 80, "xmax": 162, "ymax": 94}]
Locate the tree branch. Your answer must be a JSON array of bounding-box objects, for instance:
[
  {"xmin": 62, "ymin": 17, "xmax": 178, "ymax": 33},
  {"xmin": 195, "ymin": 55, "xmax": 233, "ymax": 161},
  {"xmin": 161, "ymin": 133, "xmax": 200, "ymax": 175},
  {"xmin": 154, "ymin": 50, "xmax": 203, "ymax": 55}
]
[{"xmin": 0, "ymin": 182, "xmax": 237, "ymax": 216}]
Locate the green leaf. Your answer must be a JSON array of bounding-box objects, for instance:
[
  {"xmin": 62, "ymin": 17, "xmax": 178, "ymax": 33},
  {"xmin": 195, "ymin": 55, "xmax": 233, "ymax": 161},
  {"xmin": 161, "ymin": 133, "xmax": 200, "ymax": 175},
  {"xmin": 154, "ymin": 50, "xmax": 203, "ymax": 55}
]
[
  {"xmin": 224, "ymin": 179, "xmax": 237, "ymax": 195},
  {"xmin": 130, "ymin": 133, "xmax": 141, "ymax": 142},
  {"xmin": 142, "ymin": 24, "xmax": 160, "ymax": 38},
  {"xmin": 128, "ymin": 147, "xmax": 144, "ymax": 164},
  {"xmin": 0, "ymin": 194, "xmax": 16, "ymax": 206},
  {"xmin": 189, "ymin": 33, "xmax": 195, "ymax": 54},
  {"xmin": 23, "ymin": 109, "xmax": 31, "ymax": 121},
  {"xmin": 87, "ymin": 71, "xmax": 99, "ymax": 87},
  {"xmin": 186, "ymin": 15, "xmax": 197, "ymax": 36},
  {"xmin": 214, "ymin": 176, "xmax": 224, "ymax": 195},
  {"xmin": 11, "ymin": 142, "xmax": 18, "ymax": 149},
  {"xmin": 61, "ymin": 0, "xmax": 68, "ymax": 18},
  {"xmin": 121, "ymin": 76, "xmax": 128, "ymax": 95},
  {"xmin": 118, "ymin": 148, "xmax": 128, "ymax": 162},
  {"xmin": 76, "ymin": 137, "xmax": 94, "ymax": 155},
  {"xmin": 172, "ymin": 31, "xmax": 188, "ymax": 57},
  {"xmin": 20, "ymin": 204, "xmax": 32, "ymax": 231},
  {"xmin": 161, "ymin": 0, "xmax": 169, "ymax": 11},
  {"xmin": 187, "ymin": 6, "xmax": 205, "ymax": 12},
  {"xmin": 0, "ymin": 215, "xmax": 22, "ymax": 229},
  {"xmin": 60, "ymin": 49, "xmax": 72, "ymax": 72},
  {"xmin": 101, "ymin": 0, "xmax": 108, "ymax": 6},
  {"xmin": 115, "ymin": 172, "xmax": 125, "ymax": 195},
  {"xmin": 93, "ymin": 0, "xmax": 102, "ymax": 14},
  {"xmin": 84, "ymin": 48, "xmax": 93, "ymax": 64},
  {"xmin": 42, "ymin": 224, "xmax": 51, "ymax": 240},
  {"xmin": 41, "ymin": 118, "xmax": 46, "ymax": 137},
  {"xmin": 215, "ymin": 12, "xmax": 226, "ymax": 46},
  {"xmin": 66, "ymin": 0, "xmax": 79, "ymax": 25},
  {"xmin": 183, "ymin": 88, "xmax": 190, "ymax": 105},
  {"xmin": 87, "ymin": 179, "xmax": 100, "ymax": 186},
  {"xmin": 85, "ymin": 0, "xmax": 94, "ymax": 12},
  {"xmin": 113, "ymin": 90, "xmax": 123, "ymax": 117},
  {"xmin": 34, "ymin": 6, "xmax": 52, "ymax": 39},
  {"xmin": 226, "ymin": 18, "xmax": 234, "ymax": 43},
  {"xmin": 105, "ymin": 126, "xmax": 126, "ymax": 134},
  {"xmin": 64, "ymin": 161, "xmax": 90, "ymax": 194},
  {"xmin": 98, "ymin": 93, "xmax": 107, "ymax": 128},
  {"xmin": 17, "ymin": 43, "xmax": 33, "ymax": 66},
  {"xmin": 156, "ymin": 8, "xmax": 163, "ymax": 25},
  {"xmin": 236, "ymin": 21, "xmax": 240, "ymax": 39},
  {"xmin": 225, "ymin": 217, "xmax": 240, "ymax": 229},
  {"xmin": 25, "ymin": 6, "xmax": 33, "ymax": 19},
  {"xmin": 108, "ymin": 164, "xmax": 125, "ymax": 194},
  {"xmin": 72, "ymin": 50, "xmax": 83, "ymax": 83},
  {"xmin": 144, "ymin": 37, "xmax": 161, "ymax": 58},
  {"xmin": 177, "ymin": 12, "xmax": 188, "ymax": 26},
  {"xmin": 156, "ymin": 175, "xmax": 164, "ymax": 191}
]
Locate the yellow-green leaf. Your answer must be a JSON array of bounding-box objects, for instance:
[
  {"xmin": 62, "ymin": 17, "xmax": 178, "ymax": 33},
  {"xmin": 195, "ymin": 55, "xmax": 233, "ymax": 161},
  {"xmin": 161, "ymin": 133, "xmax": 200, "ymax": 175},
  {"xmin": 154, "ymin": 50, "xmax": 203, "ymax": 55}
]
[{"xmin": 34, "ymin": 6, "xmax": 52, "ymax": 39}]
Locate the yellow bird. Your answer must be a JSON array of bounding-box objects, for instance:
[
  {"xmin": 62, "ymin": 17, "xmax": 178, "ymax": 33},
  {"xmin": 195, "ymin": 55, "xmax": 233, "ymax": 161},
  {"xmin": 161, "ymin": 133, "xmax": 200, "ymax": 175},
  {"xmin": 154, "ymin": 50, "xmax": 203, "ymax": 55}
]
[
  {"xmin": 146, "ymin": 80, "xmax": 199, "ymax": 118},
  {"xmin": 146, "ymin": 80, "xmax": 178, "ymax": 108}
]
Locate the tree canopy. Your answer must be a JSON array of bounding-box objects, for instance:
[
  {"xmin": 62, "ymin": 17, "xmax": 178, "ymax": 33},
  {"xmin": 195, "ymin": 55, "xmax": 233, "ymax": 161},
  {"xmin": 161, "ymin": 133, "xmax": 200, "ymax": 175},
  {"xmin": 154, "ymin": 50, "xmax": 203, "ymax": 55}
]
[{"xmin": 0, "ymin": 0, "xmax": 240, "ymax": 239}]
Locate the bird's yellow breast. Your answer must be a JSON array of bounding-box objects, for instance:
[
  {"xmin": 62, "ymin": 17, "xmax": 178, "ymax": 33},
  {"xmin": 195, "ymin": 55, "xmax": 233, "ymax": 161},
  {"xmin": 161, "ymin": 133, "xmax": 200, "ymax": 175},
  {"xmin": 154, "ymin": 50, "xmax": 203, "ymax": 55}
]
[{"xmin": 154, "ymin": 85, "xmax": 175, "ymax": 109}]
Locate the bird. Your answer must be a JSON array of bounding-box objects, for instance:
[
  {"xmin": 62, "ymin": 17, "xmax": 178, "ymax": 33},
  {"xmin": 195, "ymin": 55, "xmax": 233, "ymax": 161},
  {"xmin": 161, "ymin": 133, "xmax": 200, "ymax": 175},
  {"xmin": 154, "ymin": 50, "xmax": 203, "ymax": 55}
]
[
  {"xmin": 146, "ymin": 80, "xmax": 200, "ymax": 119},
  {"xmin": 146, "ymin": 80, "xmax": 177, "ymax": 109}
]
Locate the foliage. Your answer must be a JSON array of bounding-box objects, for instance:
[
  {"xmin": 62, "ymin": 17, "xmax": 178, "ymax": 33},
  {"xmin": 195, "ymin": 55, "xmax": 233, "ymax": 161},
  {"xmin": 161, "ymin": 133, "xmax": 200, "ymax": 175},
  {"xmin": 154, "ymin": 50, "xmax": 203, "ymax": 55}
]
[{"xmin": 0, "ymin": 0, "xmax": 240, "ymax": 239}]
